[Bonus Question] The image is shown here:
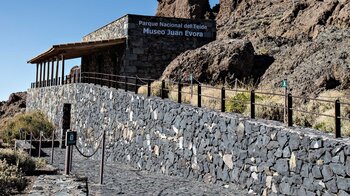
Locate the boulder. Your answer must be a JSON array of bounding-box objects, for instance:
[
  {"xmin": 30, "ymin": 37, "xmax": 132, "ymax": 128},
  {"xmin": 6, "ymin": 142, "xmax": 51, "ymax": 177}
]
[{"xmin": 161, "ymin": 39, "xmax": 255, "ymax": 85}]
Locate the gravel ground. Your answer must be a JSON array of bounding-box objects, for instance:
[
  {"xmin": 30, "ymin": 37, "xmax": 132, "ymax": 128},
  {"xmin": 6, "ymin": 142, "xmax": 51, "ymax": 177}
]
[{"xmin": 42, "ymin": 148, "xmax": 247, "ymax": 196}]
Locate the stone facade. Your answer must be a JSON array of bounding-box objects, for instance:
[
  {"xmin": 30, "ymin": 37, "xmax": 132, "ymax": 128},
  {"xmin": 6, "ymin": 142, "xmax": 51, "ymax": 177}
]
[
  {"xmin": 27, "ymin": 84, "xmax": 350, "ymax": 195},
  {"xmin": 82, "ymin": 14, "xmax": 216, "ymax": 79},
  {"xmin": 82, "ymin": 15, "xmax": 128, "ymax": 42}
]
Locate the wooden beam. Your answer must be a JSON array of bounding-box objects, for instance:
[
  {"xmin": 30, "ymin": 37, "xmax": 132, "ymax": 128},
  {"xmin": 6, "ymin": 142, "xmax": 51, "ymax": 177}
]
[
  {"xmin": 35, "ymin": 63, "xmax": 39, "ymax": 88},
  {"xmin": 61, "ymin": 55, "xmax": 65, "ymax": 85},
  {"xmin": 39, "ymin": 62, "xmax": 43, "ymax": 87},
  {"xmin": 56, "ymin": 57, "xmax": 59, "ymax": 85}
]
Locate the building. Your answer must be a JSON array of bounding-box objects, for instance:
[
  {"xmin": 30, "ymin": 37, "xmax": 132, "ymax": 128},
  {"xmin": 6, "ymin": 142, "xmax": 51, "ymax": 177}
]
[{"xmin": 28, "ymin": 14, "xmax": 216, "ymax": 87}]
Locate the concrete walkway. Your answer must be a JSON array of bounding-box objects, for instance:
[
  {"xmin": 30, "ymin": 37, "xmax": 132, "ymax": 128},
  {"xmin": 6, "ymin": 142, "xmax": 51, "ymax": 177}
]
[{"xmin": 42, "ymin": 148, "xmax": 247, "ymax": 195}]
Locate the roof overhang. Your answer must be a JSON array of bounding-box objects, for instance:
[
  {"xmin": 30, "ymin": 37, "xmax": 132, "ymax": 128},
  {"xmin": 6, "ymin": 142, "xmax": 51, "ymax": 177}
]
[{"xmin": 28, "ymin": 38, "xmax": 126, "ymax": 64}]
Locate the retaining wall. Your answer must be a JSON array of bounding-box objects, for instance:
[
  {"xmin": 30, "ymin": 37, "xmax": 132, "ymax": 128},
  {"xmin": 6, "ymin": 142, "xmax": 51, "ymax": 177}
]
[{"xmin": 27, "ymin": 84, "xmax": 350, "ymax": 195}]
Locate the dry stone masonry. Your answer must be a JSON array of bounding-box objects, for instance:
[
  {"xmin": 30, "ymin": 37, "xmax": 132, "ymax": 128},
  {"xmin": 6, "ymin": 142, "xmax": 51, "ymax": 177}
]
[{"xmin": 27, "ymin": 84, "xmax": 350, "ymax": 195}]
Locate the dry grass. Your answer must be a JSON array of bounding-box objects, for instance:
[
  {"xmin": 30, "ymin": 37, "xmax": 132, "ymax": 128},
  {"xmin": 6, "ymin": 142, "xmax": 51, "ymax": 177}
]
[
  {"xmin": 0, "ymin": 149, "xmax": 36, "ymax": 195},
  {"xmin": 138, "ymin": 81, "xmax": 350, "ymax": 136}
]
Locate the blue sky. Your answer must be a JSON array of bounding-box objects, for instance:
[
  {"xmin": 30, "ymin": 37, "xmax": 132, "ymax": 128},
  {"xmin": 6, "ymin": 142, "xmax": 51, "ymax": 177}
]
[{"xmin": 0, "ymin": 0, "xmax": 219, "ymax": 101}]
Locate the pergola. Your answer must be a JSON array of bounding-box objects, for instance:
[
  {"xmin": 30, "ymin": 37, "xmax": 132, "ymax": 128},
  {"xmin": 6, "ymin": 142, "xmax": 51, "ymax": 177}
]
[{"xmin": 28, "ymin": 38, "xmax": 126, "ymax": 87}]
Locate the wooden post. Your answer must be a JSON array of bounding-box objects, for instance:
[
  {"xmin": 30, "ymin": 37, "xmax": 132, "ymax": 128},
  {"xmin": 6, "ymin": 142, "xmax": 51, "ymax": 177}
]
[
  {"xmin": 51, "ymin": 129, "xmax": 55, "ymax": 164},
  {"xmin": 39, "ymin": 131, "xmax": 42, "ymax": 158},
  {"xmin": 36, "ymin": 63, "xmax": 39, "ymax": 88},
  {"xmin": 39, "ymin": 62, "xmax": 43, "ymax": 87},
  {"xmin": 47, "ymin": 60, "xmax": 50, "ymax": 87},
  {"xmin": 51, "ymin": 59, "xmax": 55, "ymax": 86},
  {"xmin": 43, "ymin": 61, "xmax": 46, "ymax": 87},
  {"xmin": 56, "ymin": 57, "xmax": 59, "ymax": 85},
  {"xmin": 61, "ymin": 55, "xmax": 65, "ymax": 85}
]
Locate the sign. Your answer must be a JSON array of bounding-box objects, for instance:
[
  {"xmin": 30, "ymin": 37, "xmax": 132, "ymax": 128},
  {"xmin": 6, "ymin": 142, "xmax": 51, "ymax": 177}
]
[
  {"xmin": 65, "ymin": 131, "xmax": 77, "ymax": 146},
  {"xmin": 62, "ymin": 103, "xmax": 71, "ymax": 130},
  {"xmin": 282, "ymin": 80, "xmax": 288, "ymax": 88},
  {"xmin": 138, "ymin": 20, "xmax": 209, "ymax": 38},
  {"xmin": 274, "ymin": 80, "xmax": 288, "ymax": 88}
]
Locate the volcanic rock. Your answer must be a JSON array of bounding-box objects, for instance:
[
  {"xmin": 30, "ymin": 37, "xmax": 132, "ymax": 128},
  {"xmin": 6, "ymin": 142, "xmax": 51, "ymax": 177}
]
[
  {"xmin": 156, "ymin": 0, "xmax": 211, "ymax": 19},
  {"xmin": 0, "ymin": 92, "xmax": 27, "ymax": 125},
  {"xmin": 161, "ymin": 39, "xmax": 255, "ymax": 85}
]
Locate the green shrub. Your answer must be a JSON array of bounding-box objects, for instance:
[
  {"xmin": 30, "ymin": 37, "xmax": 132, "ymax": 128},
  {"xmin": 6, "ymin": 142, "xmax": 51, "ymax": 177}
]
[
  {"xmin": 0, "ymin": 149, "xmax": 36, "ymax": 175},
  {"xmin": 226, "ymin": 93, "xmax": 263, "ymax": 114},
  {"xmin": 226, "ymin": 93, "xmax": 251, "ymax": 113},
  {"xmin": 0, "ymin": 111, "xmax": 54, "ymax": 144}
]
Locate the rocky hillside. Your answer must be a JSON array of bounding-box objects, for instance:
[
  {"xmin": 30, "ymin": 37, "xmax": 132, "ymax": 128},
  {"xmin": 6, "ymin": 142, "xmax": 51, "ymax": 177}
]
[
  {"xmin": 158, "ymin": 0, "xmax": 350, "ymax": 96},
  {"xmin": 156, "ymin": 0, "xmax": 211, "ymax": 19},
  {"xmin": 0, "ymin": 92, "xmax": 27, "ymax": 126}
]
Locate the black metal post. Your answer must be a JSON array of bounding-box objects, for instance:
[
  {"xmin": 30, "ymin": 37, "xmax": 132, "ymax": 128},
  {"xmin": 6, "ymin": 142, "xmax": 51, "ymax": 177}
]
[
  {"xmin": 221, "ymin": 87, "xmax": 225, "ymax": 112},
  {"xmin": 198, "ymin": 84, "xmax": 202, "ymax": 108},
  {"xmin": 100, "ymin": 130, "xmax": 106, "ymax": 185},
  {"xmin": 135, "ymin": 78, "xmax": 138, "ymax": 94},
  {"xmin": 335, "ymin": 100, "xmax": 341, "ymax": 138},
  {"xmin": 147, "ymin": 80, "xmax": 151, "ymax": 97},
  {"xmin": 70, "ymin": 143, "xmax": 73, "ymax": 172},
  {"xmin": 161, "ymin": 80, "xmax": 165, "ymax": 99},
  {"xmin": 287, "ymin": 93, "xmax": 293, "ymax": 127},
  {"xmin": 125, "ymin": 76, "xmax": 128, "ymax": 92},
  {"xmin": 65, "ymin": 145, "xmax": 71, "ymax": 175},
  {"xmin": 178, "ymin": 81, "xmax": 182, "ymax": 103},
  {"xmin": 251, "ymin": 90, "xmax": 255, "ymax": 119}
]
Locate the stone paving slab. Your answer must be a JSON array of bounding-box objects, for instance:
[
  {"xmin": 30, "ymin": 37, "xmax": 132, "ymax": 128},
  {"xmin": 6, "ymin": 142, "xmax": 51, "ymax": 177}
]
[
  {"xmin": 42, "ymin": 148, "xmax": 247, "ymax": 196},
  {"xmin": 28, "ymin": 175, "xmax": 87, "ymax": 196}
]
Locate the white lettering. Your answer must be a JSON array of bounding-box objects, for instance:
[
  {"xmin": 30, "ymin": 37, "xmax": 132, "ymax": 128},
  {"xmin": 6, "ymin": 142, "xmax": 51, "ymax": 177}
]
[
  {"xmin": 185, "ymin": 30, "xmax": 204, "ymax": 37},
  {"xmin": 167, "ymin": 29, "xmax": 183, "ymax": 36},
  {"xmin": 143, "ymin": 28, "xmax": 166, "ymax": 35},
  {"xmin": 139, "ymin": 20, "xmax": 159, "ymax": 27},
  {"xmin": 159, "ymin": 22, "xmax": 183, "ymax": 28}
]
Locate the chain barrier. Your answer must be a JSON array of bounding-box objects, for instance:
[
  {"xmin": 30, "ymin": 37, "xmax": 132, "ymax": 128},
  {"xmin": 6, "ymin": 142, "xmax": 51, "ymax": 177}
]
[
  {"xmin": 135, "ymin": 75, "xmax": 149, "ymax": 84},
  {"xmin": 74, "ymin": 132, "xmax": 104, "ymax": 158}
]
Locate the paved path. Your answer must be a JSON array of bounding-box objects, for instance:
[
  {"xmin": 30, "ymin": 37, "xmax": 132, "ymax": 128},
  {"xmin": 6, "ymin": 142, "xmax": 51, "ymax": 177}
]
[{"xmin": 43, "ymin": 148, "xmax": 247, "ymax": 196}]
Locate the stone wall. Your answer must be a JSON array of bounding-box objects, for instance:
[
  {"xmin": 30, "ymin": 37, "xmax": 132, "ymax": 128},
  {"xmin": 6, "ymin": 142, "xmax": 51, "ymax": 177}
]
[
  {"xmin": 82, "ymin": 15, "xmax": 128, "ymax": 42},
  {"xmin": 27, "ymin": 84, "xmax": 350, "ymax": 195}
]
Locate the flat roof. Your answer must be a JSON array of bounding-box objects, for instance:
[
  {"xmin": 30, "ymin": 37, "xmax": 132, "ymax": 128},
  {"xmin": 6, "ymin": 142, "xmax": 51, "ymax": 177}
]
[{"xmin": 28, "ymin": 38, "xmax": 126, "ymax": 64}]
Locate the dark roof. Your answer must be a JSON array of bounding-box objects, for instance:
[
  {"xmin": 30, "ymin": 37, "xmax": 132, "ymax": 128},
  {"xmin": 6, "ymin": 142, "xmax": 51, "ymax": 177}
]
[{"xmin": 28, "ymin": 38, "xmax": 126, "ymax": 64}]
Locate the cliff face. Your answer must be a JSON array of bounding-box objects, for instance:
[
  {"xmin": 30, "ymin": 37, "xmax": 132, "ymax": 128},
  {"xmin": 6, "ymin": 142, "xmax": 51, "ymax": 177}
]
[
  {"xmin": 0, "ymin": 92, "xmax": 27, "ymax": 126},
  {"xmin": 157, "ymin": 0, "xmax": 350, "ymax": 96},
  {"xmin": 156, "ymin": 0, "xmax": 211, "ymax": 19}
]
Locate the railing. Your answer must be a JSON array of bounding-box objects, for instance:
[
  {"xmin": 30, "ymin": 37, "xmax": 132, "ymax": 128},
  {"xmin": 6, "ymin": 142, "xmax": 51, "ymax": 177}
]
[{"xmin": 31, "ymin": 72, "xmax": 350, "ymax": 138}]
